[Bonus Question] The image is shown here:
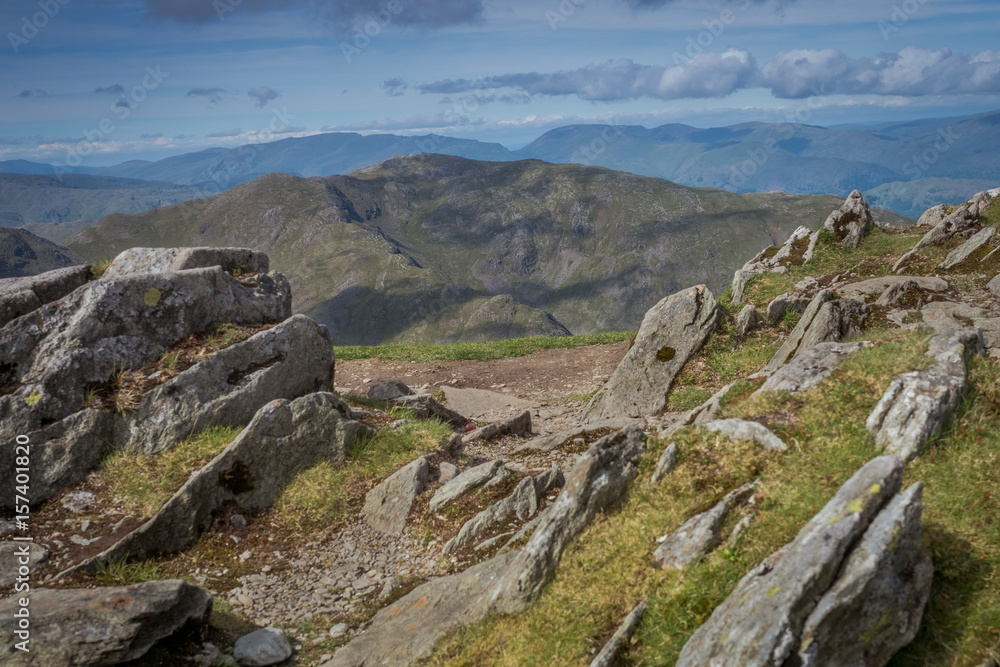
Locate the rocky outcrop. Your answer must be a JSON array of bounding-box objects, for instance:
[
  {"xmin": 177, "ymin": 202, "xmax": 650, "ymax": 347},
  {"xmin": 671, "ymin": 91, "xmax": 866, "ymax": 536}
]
[
  {"xmin": 0, "ymin": 580, "xmax": 212, "ymax": 666},
  {"xmin": 875, "ymin": 278, "xmax": 919, "ymax": 307},
  {"xmin": 756, "ymin": 341, "xmax": 865, "ymax": 394},
  {"xmin": 762, "ymin": 289, "xmax": 868, "ymax": 374},
  {"xmin": 651, "ymin": 441, "xmax": 679, "ymax": 484},
  {"xmin": 676, "ymin": 455, "xmax": 931, "ymax": 667},
  {"xmin": 732, "ymin": 226, "xmax": 817, "ymax": 304},
  {"xmin": 125, "ymin": 315, "xmax": 336, "ymax": 454},
  {"xmin": 463, "ymin": 409, "xmax": 532, "ymax": 444},
  {"xmin": 72, "ymin": 393, "xmax": 369, "ymax": 569},
  {"xmin": 392, "ymin": 394, "xmax": 469, "ymax": 429},
  {"xmin": 766, "ymin": 293, "xmax": 812, "ymax": 325},
  {"xmin": 102, "ymin": 246, "xmax": 269, "ymax": 279},
  {"xmin": 654, "ymin": 481, "xmax": 756, "ymax": 570},
  {"xmin": 866, "ymin": 329, "xmax": 983, "ymax": 463},
  {"xmin": 893, "ymin": 189, "xmax": 996, "ymax": 273},
  {"xmin": 429, "ymin": 459, "xmax": 506, "ymax": 513},
  {"xmin": 233, "ymin": 627, "xmax": 292, "ymax": 666},
  {"xmin": 735, "ymin": 304, "xmax": 761, "ymax": 336},
  {"xmin": 823, "ymin": 189, "xmax": 873, "ymax": 248},
  {"xmin": 0, "ymin": 264, "xmax": 88, "ymax": 327},
  {"xmin": 367, "ymin": 379, "xmax": 414, "ymax": 400},
  {"xmin": 591, "ymin": 601, "xmax": 648, "ymax": 667},
  {"xmin": 990, "ymin": 273, "xmax": 1000, "ymax": 296},
  {"xmin": 364, "ymin": 455, "xmax": 431, "ymax": 535},
  {"xmin": 515, "ymin": 419, "xmax": 637, "ymax": 453},
  {"xmin": 582, "ymin": 286, "xmax": 719, "ymax": 423},
  {"xmin": 939, "ymin": 226, "xmax": 996, "ymax": 270},
  {"xmin": 837, "ymin": 275, "xmax": 949, "ymax": 301},
  {"xmin": 701, "ymin": 419, "xmax": 787, "ymax": 451},
  {"xmin": 0, "ymin": 541, "xmax": 48, "ymax": 588}
]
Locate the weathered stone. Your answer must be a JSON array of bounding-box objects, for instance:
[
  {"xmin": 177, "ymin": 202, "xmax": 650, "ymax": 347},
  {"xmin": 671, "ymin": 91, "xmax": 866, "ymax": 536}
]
[
  {"xmin": 0, "ymin": 265, "xmax": 88, "ymax": 327},
  {"xmin": 824, "ymin": 190, "xmax": 873, "ymax": 248},
  {"xmin": 103, "ymin": 247, "xmax": 269, "ymax": 279},
  {"xmin": 0, "ymin": 580, "xmax": 212, "ymax": 666},
  {"xmin": 0, "ymin": 265, "xmax": 291, "ymax": 439},
  {"xmin": 364, "ymin": 455, "xmax": 431, "ymax": 535},
  {"xmin": 464, "ymin": 409, "xmax": 532, "ymax": 444},
  {"xmin": 72, "ymin": 393, "xmax": 369, "ymax": 570},
  {"xmin": 233, "ymin": 627, "xmax": 292, "ymax": 666},
  {"xmin": 797, "ymin": 483, "xmax": 933, "ymax": 667},
  {"xmin": 756, "ymin": 342, "xmax": 864, "ymax": 394},
  {"xmin": 702, "ymin": 419, "xmax": 786, "ymax": 451},
  {"xmin": 651, "ymin": 441, "xmax": 679, "ymax": 484},
  {"xmin": 867, "ymin": 329, "xmax": 983, "ymax": 463},
  {"xmin": 940, "ymin": 226, "xmax": 996, "ymax": 270},
  {"xmin": 658, "ymin": 381, "xmax": 742, "ymax": 440},
  {"xmin": 590, "ymin": 601, "xmax": 648, "ymax": 667},
  {"xmin": 367, "ymin": 379, "xmax": 414, "ymax": 401},
  {"xmin": 920, "ymin": 300, "xmax": 987, "ymax": 335},
  {"xmin": 892, "ymin": 194, "xmax": 992, "ymax": 273},
  {"xmin": 0, "ymin": 541, "xmax": 48, "ymax": 588},
  {"xmin": 732, "ymin": 227, "xmax": 815, "ymax": 304},
  {"xmin": 875, "ymin": 279, "xmax": 919, "ymax": 307},
  {"xmin": 392, "ymin": 394, "xmax": 469, "ymax": 429},
  {"xmin": 763, "ymin": 289, "xmax": 867, "ymax": 374},
  {"xmin": 766, "ymin": 293, "xmax": 812, "ymax": 325},
  {"xmin": 489, "ymin": 425, "xmax": 647, "ymax": 613},
  {"xmin": 582, "ymin": 286, "xmax": 719, "ymax": 423},
  {"xmin": 515, "ymin": 419, "xmax": 637, "ymax": 453},
  {"xmin": 62, "ymin": 490, "xmax": 97, "ymax": 514},
  {"xmin": 439, "ymin": 385, "xmax": 534, "ymax": 421},
  {"xmin": 735, "ymin": 304, "xmax": 761, "ymax": 336},
  {"xmin": 838, "ymin": 275, "xmax": 949, "ymax": 300},
  {"xmin": 438, "ymin": 462, "xmax": 459, "ymax": 482},
  {"xmin": 429, "ymin": 460, "xmax": 506, "ymax": 513},
  {"xmin": 125, "ymin": 315, "xmax": 336, "ymax": 454},
  {"xmin": 675, "ymin": 456, "xmax": 904, "ymax": 666},
  {"xmin": 654, "ymin": 481, "xmax": 756, "ymax": 570}
]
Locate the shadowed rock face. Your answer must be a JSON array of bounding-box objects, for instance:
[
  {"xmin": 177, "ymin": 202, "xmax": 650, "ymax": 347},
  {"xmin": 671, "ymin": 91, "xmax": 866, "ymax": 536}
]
[
  {"xmin": 582, "ymin": 285, "xmax": 719, "ymax": 423},
  {"xmin": 824, "ymin": 189, "xmax": 874, "ymax": 249}
]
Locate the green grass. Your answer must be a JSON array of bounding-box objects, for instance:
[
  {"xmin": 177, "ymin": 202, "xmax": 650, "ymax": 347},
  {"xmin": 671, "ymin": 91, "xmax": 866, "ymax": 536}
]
[
  {"xmin": 334, "ymin": 331, "xmax": 635, "ymax": 363},
  {"xmin": 92, "ymin": 555, "xmax": 166, "ymax": 587},
  {"xmin": 428, "ymin": 329, "xmax": 1000, "ymax": 666},
  {"xmin": 667, "ymin": 386, "xmax": 713, "ymax": 412},
  {"xmin": 93, "ymin": 425, "xmax": 241, "ymax": 518}
]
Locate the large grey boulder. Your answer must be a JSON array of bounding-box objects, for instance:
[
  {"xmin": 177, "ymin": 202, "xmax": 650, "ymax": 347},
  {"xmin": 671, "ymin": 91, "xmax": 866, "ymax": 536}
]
[
  {"xmin": 71, "ymin": 393, "xmax": 369, "ymax": 570},
  {"xmin": 0, "ymin": 265, "xmax": 291, "ymax": 438},
  {"xmin": 124, "ymin": 314, "xmax": 336, "ymax": 454},
  {"xmin": 363, "ymin": 455, "xmax": 431, "ymax": 535},
  {"xmin": 582, "ymin": 286, "xmax": 719, "ymax": 423},
  {"xmin": 489, "ymin": 425, "xmax": 647, "ymax": 613},
  {"xmin": 0, "ymin": 265, "xmax": 88, "ymax": 327},
  {"xmin": 866, "ymin": 329, "xmax": 983, "ymax": 463},
  {"xmin": 654, "ymin": 481, "xmax": 756, "ymax": 570},
  {"xmin": 823, "ymin": 189, "xmax": 873, "ymax": 248},
  {"xmin": 796, "ymin": 483, "xmax": 933, "ymax": 666},
  {"xmin": 763, "ymin": 289, "xmax": 868, "ymax": 374},
  {"xmin": 233, "ymin": 627, "xmax": 292, "ymax": 666},
  {"xmin": 766, "ymin": 293, "xmax": 812, "ymax": 325},
  {"xmin": 0, "ymin": 580, "xmax": 212, "ymax": 666},
  {"xmin": 756, "ymin": 341, "xmax": 865, "ymax": 394},
  {"xmin": 367, "ymin": 379, "xmax": 414, "ymax": 401},
  {"xmin": 702, "ymin": 419, "xmax": 786, "ymax": 451},
  {"xmin": 429, "ymin": 459, "xmax": 506, "ymax": 514},
  {"xmin": 676, "ymin": 456, "xmax": 920, "ymax": 667},
  {"xmin": 102, "ymin": 247, "xmax": 269, "ymax": 279},
  {"xmin": 939, "ymin": 226, "xmax": 996, "ymax": 270}
]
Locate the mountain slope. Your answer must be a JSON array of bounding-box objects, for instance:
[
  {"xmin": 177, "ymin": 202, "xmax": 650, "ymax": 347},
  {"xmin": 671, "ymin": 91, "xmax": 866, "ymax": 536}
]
[{"xmin": 0, "ymin": 227, "xmax": 83, "ymax": 278}]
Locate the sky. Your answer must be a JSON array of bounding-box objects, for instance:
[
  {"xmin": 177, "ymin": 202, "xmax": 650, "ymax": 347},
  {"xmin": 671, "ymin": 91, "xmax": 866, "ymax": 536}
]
[{"xmin": 1, "ymin": 0, "xmax": 999, "ymax": 166}]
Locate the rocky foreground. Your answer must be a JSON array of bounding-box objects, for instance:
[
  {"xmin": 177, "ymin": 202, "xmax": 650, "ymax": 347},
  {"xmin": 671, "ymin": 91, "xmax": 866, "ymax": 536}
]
[{"xmin": 1, "ymin": 188, "xmax": 999, "ymax": 665}]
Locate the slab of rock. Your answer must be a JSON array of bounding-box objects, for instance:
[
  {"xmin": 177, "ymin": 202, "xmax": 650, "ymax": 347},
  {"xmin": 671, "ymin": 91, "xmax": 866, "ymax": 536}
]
[
  {"xmin": 735, "ymin": 304, "xmax": 761, "ymax": 336},
  {"xmin": 439, "ymin": 385, "xmax": 534, "ymax": 421},
  {"xmin": 582, "ymin": 286, "xmax": 719, "ymax": 423},
  {"xmin": 490, "ymin": 425, "xmax": 647, "ymax": 613},
  {"xmin": 125, "ymin": 314, "xmax": 336, "ymax": 454},
  {"xmin": 0, "ymin": 265, "xmax": 88, "ymax": 327},
  {"xmin": 824, "ymin": 190, "xmax": 873, "ymax": 248},
  {"xmin": 233, "ymin": 627, "xmax": 292, "ymax": 666},
  {"xmin": 892, "ymin": 192, "xmax": 994, "ymax": 273},
  {"xmin": 654, "ymin": 481, "xmax": 756, "ymax": 570},
  {"xmin": 766, "ymin": 293, "xmax": 812, "ymax": 325},
  {"xmin": 920, "ymin": 300, "xmax": 988, "ymax": 336},
  {"xmin": 796, "ymin": 482, "xmax": 932, "ymax": 666},
  {"xmin": 367, "ymin": 379, "xmax": 413, "ymax": 401},
  {"xmin": 0, "ymin": 542, "xmax": 48, "ymax": 588},
  {"xmin": 675, "ymin": 455, "xmax": 905, "ymax": 666},
  {"xmin": 875, "ymin": 279, "xmax": 919, "ymax": 307},
  {"xmin": 651, "ymin": 441, "xmax": 679, "ymax": 484},
  {"xmin": 989, "ymin": 274, "xmax": 1000, "ymax": 296},
  {"xmin": 763, "ymin": 289, "xmax": 868, "ymax": 374},
  {"xmin": 590, "ymin": 601, "xmax": 648, "ymax": 667},
  {"xmin": 429, "ymin": 460, "xmax": 506, "ymax": 513},
  {"xmin": 866, "ymin": 329, "xmax": 983, "ymax": 463},
  {"xmin": 392, "ymin": 394, "xmax": 469, "ymax": 429},
  {"xmin": 731, "ymin": 227, "xmax": 815, "ymax": 304},
  {"xmin": 364, "ymin": 455, "xmax": 431, "ymax": 535},
  {"xmin": 103, "ymin": 247, "xmax": 269, "ymax": 279},
  {"xmin": 756, "ymin": 341, "xmax": 864, "ymax": 394},
  {"xmin": 71, "ymin": 393, "xmax": 369, "ymax": 569},
  {"xmin": 464, "ymin": 410, "xmax": 531, "ymax": 444},
  {"xmin": 838, "ymin": 275, "xmax": 949, "ymax": 300},
  {"xmin": 939, "ymin": 226, "xmax": 996, "ymax": 270},
  {"xmin": 515, "ymin": 419, "xmax": 637, "ymax": 453},
  {"xmin": 702, "ymin": 419, "xmax": 786, "ymax": 451},
  {"xmin": 0, "ymin": 580, "xmax": 212, "ymax": 666}
]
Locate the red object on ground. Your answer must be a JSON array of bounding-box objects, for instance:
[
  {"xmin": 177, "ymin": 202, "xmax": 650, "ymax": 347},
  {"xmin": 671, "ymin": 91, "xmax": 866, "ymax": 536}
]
[{"xmin": 465, "ymin": 423, "xmax": 476, "ymax": 432}]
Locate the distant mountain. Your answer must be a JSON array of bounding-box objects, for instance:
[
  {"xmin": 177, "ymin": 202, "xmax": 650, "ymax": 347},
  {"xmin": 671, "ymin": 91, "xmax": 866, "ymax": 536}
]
[
  {"xmin": 64, "ymin": 155, "xmax": 910, "ymax": 344},
  {"xmin": 0, "ymin": 227, "xmax": 83, "ymax": 278},
  {"xmin": 0, "ymin": 174, "xmax": 208, "ymax": 243}
]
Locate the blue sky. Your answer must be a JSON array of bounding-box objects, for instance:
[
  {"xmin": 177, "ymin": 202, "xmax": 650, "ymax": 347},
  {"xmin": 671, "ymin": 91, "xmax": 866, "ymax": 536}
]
[{"xmin": 1, "ymin": 0, "xmax": 999, "ymax": 166}]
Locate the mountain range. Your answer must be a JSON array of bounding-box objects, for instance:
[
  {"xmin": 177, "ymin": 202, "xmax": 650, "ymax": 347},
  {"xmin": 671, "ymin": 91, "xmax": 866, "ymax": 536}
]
[{"xmin": 64, "ymin": 155, "xmax": 908, "ymax": 344}]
